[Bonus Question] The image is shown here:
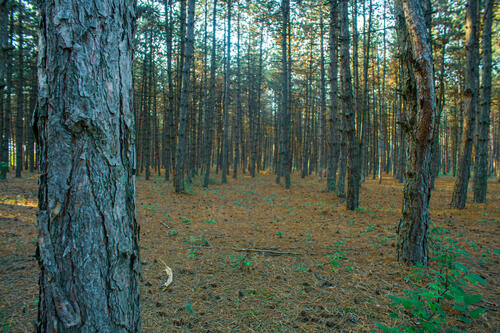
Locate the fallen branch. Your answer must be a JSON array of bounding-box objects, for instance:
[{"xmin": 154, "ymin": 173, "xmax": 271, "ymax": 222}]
[
  {"xmin": 160, "ymin": 222, "xmax": 170, "ymax": 229},
  {"xmin": 232, "ymin": 248, "xmax": 302, "ymax": 256}
]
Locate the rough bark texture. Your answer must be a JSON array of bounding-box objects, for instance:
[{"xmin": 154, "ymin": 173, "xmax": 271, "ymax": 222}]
[
  {"xmin": 397, "ymin": 0, "xmax": 436, "ymax": 265},
  {"xmin": 0, "ymin": 0, "xmax": 7, "ymax": 92},
  {"xmin": 202, "ymin": 0, "xmax": 217, "ymax": 188},
  {"xmin": 339, "ymin": 0, "xmax": 360, "ymax": 210},
  {"xmin": 35, "ymin": 0, "xmax": 140, "ymax": 331},
  {"xmin": 15, "ymin": 0, "xmax": 23, "ymax": 178},
  {"xmin": 278, "ymin": 0, "xmax": 290, "ymax": 189},
  {"xmin": 327, "ymin": 0, "xmax": 339, "ymax": 192},
  {"xmin": 174, "ymin": 0, "xmax": 195, "ymax": 193},
  {"xmin": 319, "ymin": 11, "xmax": 327, "ymax": 178},
  {"xmin": 472, "ymin": 0, "xmax": 493, "ymax": 203},
  {"xmin": 1, "ymin": 7, "xmax": 12, "ymax": 179},
  {"xmin": 450, "ymin": 0, "xmax": 479, "ymax": 209},
  {"xmin": 221, "ymin": 0, "xmax": 231, "ymax": 184}
]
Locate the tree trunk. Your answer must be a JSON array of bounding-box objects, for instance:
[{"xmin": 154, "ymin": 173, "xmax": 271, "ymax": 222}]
[
  {"xmin": 35, "ymin": 0, "xmax": 140, "ymax": 330},
  {"xmin": 339, "ymin": 0, "xmax": 360, "ymax": 210},
  {"xmin": 0, "ymin": 0, "xmax": 7, "ymax": 93},
  {"xmin": 278, "ymin": 0, "xmax": 290, "ymax": 189},
  {"xmin": 327, "ymin": 0, "xmax": 339, "ymax": 192},
  {"xmin": 202, "ymin": 0, "xmax": 217, "ymax": 188},
  {"xmin": 450, "ymin": 0, "xmax": 479, "ymax": 209},
  {"xmin": 174, "ymin": 0, "xmax": 195, "ymax": 193},
  {"xmin": 319, "ymin": 9, "xmax": 327, "ymax": 178},
  {"xmin": 233, "ymin": 6, "xmax": 242, "ymax": 179},
  {"xmin": 397, "ymin": 0, "xmax": 436, "ymax": 265},
  {"xmin": 472, "ymin": 0, "xmax": 493, "ymax": 203},
  {"xmin": 1, "ymin": 9, "xmax": 13, "ymax": 179},
  {"xmin": 360, "ymin": 0, "xmax": 373, "ymax": 181},
  {"xmin": 221, "ymin": 0, "xmax": 231, "ymax": 184}
]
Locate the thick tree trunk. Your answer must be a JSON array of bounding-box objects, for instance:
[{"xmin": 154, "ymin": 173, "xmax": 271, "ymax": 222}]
[
  {"xmin": 397, "ymin": 0, "xmax": 436, "ymax": 265},
  {"xmin": 35, "ymin": 0, "xmax": 140, "ymax": 331},
  {"xmin": 450, "ymin": 0, "xmax": 479, "ymax": 209},
  {"xmin": 174, "ymin": 0, "xmax": 195, "ymax": 193},
  {"xmin": 472, "ymin": 0, "xmax": 493, "ymax": 203},
  {"xmin": 339, "ymin": 0, "xmax": 360, "ymax": 210}
]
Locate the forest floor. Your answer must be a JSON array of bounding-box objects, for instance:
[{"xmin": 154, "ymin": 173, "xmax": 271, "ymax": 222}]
[{"xmin": 0, "ymin": 171, "xmax": 499, "ymax": 332}]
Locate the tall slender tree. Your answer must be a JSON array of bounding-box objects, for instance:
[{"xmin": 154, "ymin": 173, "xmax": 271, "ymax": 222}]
[
  {"xmin": 174, "ymin": 0, "xmax": 196, "ymax": 193},
  {"xmin": 450, "ymin": 0, "xmax": 480, "ymax": 209},
  {"xmin": 339, "ymin": 0, "xmax": 360, "ymax": 210},
  {"xmin": 473, "ymin": 0, "xmax": 493, "ymax": 203},
  {"xmin": 327, "ymin": 0, "xmax": 339, "ymax": 192},
  {"xmin": 15, "ymin": 0, "xmax": 23, "ymax": 178},
  {"xmin": 202, "ymin": 0, "xmax": 217, "ymax": 188},
  {"xmin": 278, "ymin": 0, "xmax": 291, "ymax": 189},
  {"xmin": 221, "ymin": 0, "xmax": 232, "ymax": 184}
]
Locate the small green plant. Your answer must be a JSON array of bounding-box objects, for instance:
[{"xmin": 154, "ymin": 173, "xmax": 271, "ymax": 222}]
[
  {"xmin": 276, "ymin": 216, "xmax": 283, "ymax": 222},
  {"xmin": 276, "ymin": 231, "xmax": 283, "ymax": 238},
  {"xmin": 170, "ymin": 230, "xmax": 178, "ymax": 236},
  {"xmin": 365, "ymin": 224, "xmax": 376, "ymax": 233},
  {"xmin": 181, "ymin": 216, "xmax": 192, "ymax": 223},
  {"xmin": 231, "ymin": 255, "xmax": 252, "ymax": 271},
  {"xmin": 377, "ymin": 225, "xmax": 488, "ymax": 332},
  {"xmin": 305, "ymin": 234, "xmax": 313, "ymax": 244},
  {"xmin": 294, "ymin": 263, "xmax": 307, "ymax": 272},
  {"xmin": 327, "ymin": 249, "xmax": 351, "ymax": 272},
  {"xmin": 204, "ymin": 219, "xmax": 216, "ymax": 224},
  {"xmin": 187, "ymin": 249, "xmax": 198, "ymax": 259}
]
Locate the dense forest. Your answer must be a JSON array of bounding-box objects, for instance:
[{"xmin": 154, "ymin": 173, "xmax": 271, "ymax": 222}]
[
  {"xmin": 1, "ymin": 0, "xmax": 499, "ymax": 199},
  {"xmin": 0, "ymin": 0, "xmax": 499, "ymax": 331}
]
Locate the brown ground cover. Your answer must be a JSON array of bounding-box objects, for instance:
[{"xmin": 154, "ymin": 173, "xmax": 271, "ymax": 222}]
[{"xmin": 1, "ymin": 172, "xmax": 498, "ymax": 332}]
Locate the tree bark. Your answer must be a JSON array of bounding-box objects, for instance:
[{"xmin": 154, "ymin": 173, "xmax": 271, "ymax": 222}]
[
  {"xmin": 327, "ymin": 0, "xmax": 339, "ymax": 192},
  {"xmin": 339, "ymin": 0, "xmax": 360, "ymax": 210},
  {"xmin": 472, "ymin": 0, "xmax": 493, "ymax": 203},
  {"xmin": 202, "ymin": 0, "xmax": 217, "ymax": 188},
  {"xmin": 221, "ymin": 0, "xmax": 231, "ymax": 184},
  {"xmin": 35, "ymin": 0, "xmax": 140, "ymax": 330},
  {"xmin": 278, "ymin": 0, "xmax": 291, "ymax": 189},
  {"xmin": 450, "ymin": 0, "xmax": 479, "ymax": 209},
  {"xmin": 1, "ymin": 8, "xmax": 13, "ymax": 179},
  {"xmin": 397, "ymin": 0, "xmax": 436, "ymax": 265},
  {"xmin": 174, "ymin": 0, "xmax": 195, "ymax": 193},
  {"xmin": 15, "ymin": 0, "xmax": 23, "ymax": 178}
]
